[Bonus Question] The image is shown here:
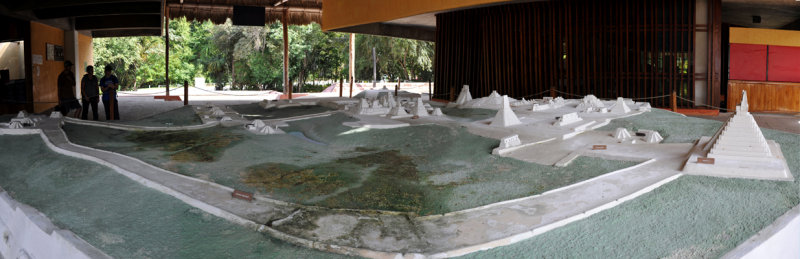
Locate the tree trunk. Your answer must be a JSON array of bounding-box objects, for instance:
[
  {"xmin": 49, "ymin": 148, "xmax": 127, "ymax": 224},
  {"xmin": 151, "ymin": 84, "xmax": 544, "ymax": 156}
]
[{"xmin": 230, "ymin": 58, "xmax": 235, "ymax": 89}]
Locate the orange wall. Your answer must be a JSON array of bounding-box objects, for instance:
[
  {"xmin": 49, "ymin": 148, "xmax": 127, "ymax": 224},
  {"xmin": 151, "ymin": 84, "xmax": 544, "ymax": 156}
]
[
  {"xmin": 321, "ymin": 0, "xmax": 512, "ymax": 31},
  {"xmin": 30, "ymin": 22, "xmax": 64, "ymax": 113},
  {"xmin": 729, "ymin": 27, "xmax": 800, "ymax": 47},
  {"xmin": 78, "ymin": 33, "xmax": 93, "ymax": 73}
]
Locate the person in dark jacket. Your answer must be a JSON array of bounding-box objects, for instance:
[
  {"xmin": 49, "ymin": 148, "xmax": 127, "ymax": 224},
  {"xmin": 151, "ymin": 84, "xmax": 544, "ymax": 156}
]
[
  {"xmin": 80, "ymin": 65, "xmax": 100, "ymax": 120},
  {"xmin": 99, "ymin": 64, "xmax": 120, "ymax": 120},
  {"xmin": 57, "ymin": 60, "xmax": 81, "ymax": 116}
]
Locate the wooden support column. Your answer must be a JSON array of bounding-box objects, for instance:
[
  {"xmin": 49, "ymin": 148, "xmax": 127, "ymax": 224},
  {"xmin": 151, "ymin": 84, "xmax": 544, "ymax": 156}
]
[
  {"xmin": 283, "ymin": 9, "xmax": 291, "ymax": 99},
  {"xmin": 710, "ymin": 0, "xmax": 722, "ymax": 108},
  {"xmin": 339, "ymin": 78, "xmax": 343, "ymax": 97},
  {"xmin": 349, "ymin": 33, "xmax": 355, "ymax": 98},
  {"xmin": 349, "ymin": 80, "xmax": 353, "ymax": 98},
  {"xmin": 671, "ymin": 90, "xmax": 678, "ymax": 112},
  {"xmin": 428, "ymin": 81, "xmax": 432, "ymax": 100},
  {"xmin": 183, "ymin": 80, "xmax": 188, "ymax": 105},
  {"xmin": 165, "ymin": 7, "xmax": 170, "ymax": 96}
]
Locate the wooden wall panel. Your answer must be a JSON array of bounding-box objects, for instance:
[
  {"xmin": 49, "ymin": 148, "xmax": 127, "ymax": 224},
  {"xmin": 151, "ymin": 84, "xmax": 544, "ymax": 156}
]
[
  {"xmin": 728, "ymin": 80, "xmax": 800, "ymax": 112},
  {"xmin": 30, "ymin": 22, "xmax": 64, "ymax": 113},
  {"xmin": 434, "ymin": 0, "xmax": 696, "ymax": 107}
]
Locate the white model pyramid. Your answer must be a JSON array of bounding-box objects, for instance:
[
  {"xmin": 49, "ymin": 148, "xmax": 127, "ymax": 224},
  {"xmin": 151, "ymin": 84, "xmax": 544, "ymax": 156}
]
[
  {"xmin": 614, "ymin": 128, "xmax": 632, "ymax": 140},
  {"xmin": 16, "ymin": 111, "xmax": 27, "ymax": 118},
  {"xmin": 412, "ymin": 98, "xmax": 429, "ymax": 117},
  {"xmin": 490, "ymin": 95, "xmax": 521, "ymax": 127},
  {"xmin": 609, "ymin": 97, "xmax": 631, "ymax": 114},
  {"xmin": 220, "ymin": 116, "xmax": 233, "ymax": 121},
  {"xmin": 8, "ymin": 121, "xmax": 23, "ymax": 129},
  {"xmin": 644, "ymin": 131, "xmax": 664, "ymax": 143},
  {"xmin": 683, "ymin": 90, "xmax": 792, "ymax": 181},
  {"xmin": 431, "ymin": 108, "xmax": 444, "ymax": 116},
  {"xmin": 702, "ymin": 92, "xmax": 772, "ymax": 160},
  {"xmin": 576, "ymin": 94, "xmax": 604, "ymax": 111},
  {"xmin": 454, "ymin": 85, "xmax": 473, "ymax": 106},
  {"xmin": 251, "ymin": 120, "xmax": 266, "ymax": 128},
  {"xmin": 460, "ymin": 90, "xmax": 507, "ymax": 110}
]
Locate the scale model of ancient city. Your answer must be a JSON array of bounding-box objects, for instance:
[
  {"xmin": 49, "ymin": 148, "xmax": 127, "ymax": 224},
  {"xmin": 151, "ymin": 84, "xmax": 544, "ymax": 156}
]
[{"xmin": 0, "ymin": 87, "xmax": 796, "ymax": 258}]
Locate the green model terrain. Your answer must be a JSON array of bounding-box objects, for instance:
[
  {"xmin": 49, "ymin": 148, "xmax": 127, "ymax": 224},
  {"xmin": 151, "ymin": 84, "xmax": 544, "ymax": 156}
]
[
  {"xmin": 64, "ymin": 111, "xmax": 636, "ymax": 215},
  {"xmin": 0, "ymin": 135, "xmax": 348, "ymax": 258}
]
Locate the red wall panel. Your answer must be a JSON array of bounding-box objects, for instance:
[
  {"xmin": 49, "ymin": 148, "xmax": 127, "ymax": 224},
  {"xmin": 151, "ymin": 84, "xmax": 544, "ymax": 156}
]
[
  {"xmin": 729, "ymin": 43, "xmax": 767, "ymax": 81},
  {"xmin": 768, "ymin": 45, "xmax": 800, "ymax": 83}
]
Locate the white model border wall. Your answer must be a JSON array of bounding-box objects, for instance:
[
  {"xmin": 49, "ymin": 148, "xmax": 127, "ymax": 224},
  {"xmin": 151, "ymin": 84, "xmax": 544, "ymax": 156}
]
[{"xmin": 0, "ymin": 187, "xmax": 111, "ymax": 259}]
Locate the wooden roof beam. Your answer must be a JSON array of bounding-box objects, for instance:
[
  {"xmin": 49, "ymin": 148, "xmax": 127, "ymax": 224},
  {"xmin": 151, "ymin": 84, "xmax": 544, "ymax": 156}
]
[
  {"xmin": 33, "ymin": 2, "xmax": 161, "ymax": 19},
  {"xmin": 75, "ymin": 14, "xmax": 161, "ymax": 30}
]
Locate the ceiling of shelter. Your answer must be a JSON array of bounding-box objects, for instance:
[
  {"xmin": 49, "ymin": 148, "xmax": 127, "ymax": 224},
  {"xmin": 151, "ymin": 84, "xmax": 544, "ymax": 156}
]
[
  {"xmin": 0, "ymin": 0, "xmax": 321, "ymax": 38},
  {"xmin": 723, "ymin": 0, "xmax": 800, "ymax": 29},
  {"xmin": 2, "ymin": 0, "xmax": 800, "ymax": 39},
  {"xmin": 167, "ymin": 0, "xmax": 321, "ymax": 26}
]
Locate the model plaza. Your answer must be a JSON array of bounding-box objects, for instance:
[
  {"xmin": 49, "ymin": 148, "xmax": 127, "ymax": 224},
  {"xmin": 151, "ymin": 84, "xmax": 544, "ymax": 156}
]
[{"xmin": 1, "ymin": 0, "xmax": 799, "ymax": 258}]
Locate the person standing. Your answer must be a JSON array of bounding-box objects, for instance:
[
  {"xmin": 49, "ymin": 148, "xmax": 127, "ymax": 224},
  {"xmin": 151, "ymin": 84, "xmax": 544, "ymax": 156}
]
[
  {"xmin": 57, "ymin": 60, "xmax": 81, "ymax": 116},
  {"xmin": 99, "ymin": 64, "xmax": 120, "ymax": 120},
  {"xmin": 80, "ymin": 65, "xmax": 100, "ymax": 120}
]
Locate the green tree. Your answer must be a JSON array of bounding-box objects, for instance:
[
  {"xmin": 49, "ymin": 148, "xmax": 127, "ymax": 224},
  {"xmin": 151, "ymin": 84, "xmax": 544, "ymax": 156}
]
[
  {"xmin": 93, "ymin": 18, "xmax": 433, "ymax": 92},
  {"xmin": 355, "ymin": 35, "xmax": 433, "ymax": 83}
]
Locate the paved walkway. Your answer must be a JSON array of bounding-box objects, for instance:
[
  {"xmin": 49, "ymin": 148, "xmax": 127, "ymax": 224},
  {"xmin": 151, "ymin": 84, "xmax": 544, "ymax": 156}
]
[{"xmin": 25, "ymin": 111, "xmax": 688, "ymax": 258}]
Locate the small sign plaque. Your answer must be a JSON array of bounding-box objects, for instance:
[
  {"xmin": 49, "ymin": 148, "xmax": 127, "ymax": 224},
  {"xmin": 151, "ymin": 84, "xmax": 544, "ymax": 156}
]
[
  {"xmin": 232, "ymin": 189, "xmax": 254, "ymax": 201},
  {"xmin": 592, "ymin": 145, "xmax": 607, "ymax": 150},
  {"xmin": 697, "ymin": 157, "xmax": 715, "ymax": 164}
]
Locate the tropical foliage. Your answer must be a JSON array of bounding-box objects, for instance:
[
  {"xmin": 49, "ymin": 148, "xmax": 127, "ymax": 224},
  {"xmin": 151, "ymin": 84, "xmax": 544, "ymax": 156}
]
[{"xmin": 93, "ymin": 18, "xmax": 434, "ymax": 91}]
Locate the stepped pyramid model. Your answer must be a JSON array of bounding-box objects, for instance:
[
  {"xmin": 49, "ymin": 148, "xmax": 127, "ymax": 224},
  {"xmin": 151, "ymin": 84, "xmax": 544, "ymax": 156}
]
[
  {"xmin": 455, "ymin": 85, "xmax": 473, "ymax": 106},
  {"xmin": 614, "ymin": 128, "xmax": 631, "ymax": 140},
  {"xmin": 683, "ymin": 90, "xmax": 792, "ymax": 181},
  {"xmin": 644, "ymin": 131, "xmax": 663, "ymax": 143},
  {"xmin": 701, "ymin": 92, "xmax": 772, "ymax": 161},
  {"xmin": 609, "ymin": 97, "xmax": 631, "ymax": 114},
  {"xmin": 490, "ymin": 95, "xmax": 521, "ymax": 127}
]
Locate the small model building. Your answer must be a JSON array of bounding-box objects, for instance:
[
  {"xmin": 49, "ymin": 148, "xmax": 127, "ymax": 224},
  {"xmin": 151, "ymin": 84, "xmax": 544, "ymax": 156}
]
[{"xmin": 554, "ymin": 112, "xmax": 583, "ymax": 126}]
